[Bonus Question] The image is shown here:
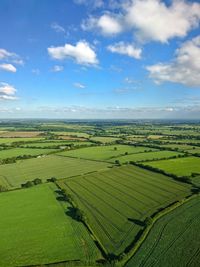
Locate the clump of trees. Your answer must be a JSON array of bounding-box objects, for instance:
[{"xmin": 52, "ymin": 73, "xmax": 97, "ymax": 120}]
[{"xmin": 21, "ymin": 178, "xmax": 42, "ymax": 188}]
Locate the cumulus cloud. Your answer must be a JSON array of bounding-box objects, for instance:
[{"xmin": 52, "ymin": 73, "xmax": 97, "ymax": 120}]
[
  {"xmin": 107, "ymin": 42, "xmax": 142, "ymax": 59},
  {"xmin": 51, "ymin": 65, "xmax": 64, "ymax": 72},
  {"xmin": 48, "ymin": 41, "xmax": 98, "ymax": 65},
  {"xmin": 81, "ymin": 14, "xmax": 123, "ymax": 36},
  {"xmin": 146, "ymin": 35, "xmax": 200, "ymax": 87},
  {"xmin": 124, "ymin": 0, "xmax": 200, "ymax": 43},
  {"xmin": 82, "ymin": 0, "xmax": 200, "ymax": 43},
  {"xmin": 73, "ymin": 82, "xmax": 86, "ymax": 89},
  {"xmin": 0, "ymin": 82, "xmax": 18, "ymax": 100},
  {"xmin": 51, "ymin": 22, "xmax": 65, "ymax": 33},
  {"xmin": 0, "ymin": 63, "xmax": 16, "ymax": 72}
]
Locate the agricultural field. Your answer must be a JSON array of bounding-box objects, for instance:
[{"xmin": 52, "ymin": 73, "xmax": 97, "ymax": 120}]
[
  {"xmin": 0, "ymin": 155, "xmax": 111, "ymax": 189},
  {"xmin": 0, "ymin": 147, "xmax": 58, "ymax": 160},
  {"xmin": 0, "ymin": 183, "xmax": 101, "ymax": 266},
  {"xmin": 143, "ymin": 156, "xmax": 200, "ymax": 177},
  {"xmin": 57, "ymin": 165, "xmax": 191, "ymax": 255},
  {"xmin": 0, "ymin": 137, "xmax": 45, "ymax": 145},
  {"xmin": 20, "ymin": 141, "xmax": 93, "ymax": 148},
  {"xmin": 57, "ymin": 145, "xmax": 157, "ymax": 161},
  {"xmin": 0, "ymin": 131, "xmax": 44, "ymax": 137},
  {"xmin": 111, "ymin": 150, "xmax": 183, "ymax": 164},
  {"xmin": 126, "ymin": 196, "xmax": 200, "ymax": 267},
  {"xmin": 90, "ymin": 136, "xmax": 120, "ymax": 144}
]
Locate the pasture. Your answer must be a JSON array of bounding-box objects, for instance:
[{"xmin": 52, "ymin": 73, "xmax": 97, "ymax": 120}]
[
  {"xmin": 0, "ymin": 131, "xmax": 44, "ymax": 137},
  {"xmin": 0, "ymin": 147, "xmax": 58, "ymax": 160},
  {"xmin": 0, "ymin": 183, "xmax": 100, "ymax": 266},
  {"xmin": 21, "ymin": 141, "xmax": 93, "ymax": 148},
  {"xmin": 90, "ymin": 136, "xmax": 120, "ymax": 143},
  {"xmin": 126, "ymin": 196, "xmax": 200, "ymax": 267},
  {"xmin": 57, "ymin": 165, "xmax": 191, "ymax": 255},
  {"xmin": 56, "ymin": 145, "xmax": 157, "ymax": 161},
  {"xmin": 0, "ymin": 137, "xmax": 44, "ymax": 145},
  {"xmin": 112, "ymin": 150, "xmax": 183, "ymax": 163},
  {"xmin": 143, "ymin": 156, "xmax": 200, "ymax": 177},
  {"xmin": 0, "ymin": 155, "xmax": 111, "ymax": 188}
]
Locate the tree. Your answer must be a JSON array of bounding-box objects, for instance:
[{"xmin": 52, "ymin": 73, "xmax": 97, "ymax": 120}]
[
  {"xmin": 33, "ymin": 178, "xmax": 42, "ymax": 185},
  {"xmin": 114, "ymin": 147, "xmax": 117, "ymax": 151}
]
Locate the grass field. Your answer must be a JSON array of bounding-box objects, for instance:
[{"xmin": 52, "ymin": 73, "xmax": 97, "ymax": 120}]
[
  {"xmin": 143, "ymin": 156, "xmax": 200, "ymax": 177},
  {"xmin": 0, "ymin": 131, "xmax": 44, "ymax": 137},
  {"xmin": 111, "ymin": 150, "xmax": 183, "ymax": 163},
  {"xmin": 57, "ymin": 145, "xmax": 157, "ymax": 161},
  {"xmin": 57, "ymin": 165, "xmax": 191, "ymax": 255},
  {"xmin": 126, "ymin": 196, "xmax": 200, "ymax": 267},
  {"xmin": 0, "ymin": 137, "xmax": 44, "ymax": 145},
  {"xmin": 0, "ymin": 147, "xmax": 58, "ymax": 159},
  {"xmin": 90, "ymin": 136, "xmax": 120, "ymax": 143},
  {"xmin": 0, "ymin": 183, "xmax": 101, "ymax": 266},
  {"xmin": 0, "ymin": 155, "xmax": 111, "ymax": 189},
  {"xmin": 21, "ymin": 141, "xmax": 93, "ymax": 148}
]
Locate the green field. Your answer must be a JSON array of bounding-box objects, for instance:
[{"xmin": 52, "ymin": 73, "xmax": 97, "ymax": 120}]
[
  {"xmin": 0, "ymin": 147, "xmax": 58, "ymax": 159},
  {"xmin": 21, "ymin": 141, "xmax": 93, "ymax": 148},
  {"xmin": 57, "ymin": 165, "xmax": 191, "ymax": 255},
  {"xmin": 126, "ymin": 196, "xmax": 200, "ymax": 267},
  {"xmin": 0, "ymin": 183, "xmax": 101, "ymax": 266},
  {"xmin": 112, "ymin": 150, "xmax": 183, "ymax": 163},
  {"xmin": 0, "ymin": 137, "xmax": 44, "ymax": 145},
  {"xmin": 143, "ymin": 156, "xmax": 200, "ymax": 177},
  {"xmin": 57, "ymin": 145, "xmax": 157, "ymax": 161},
  {"xmin": 0, "ymin": 155, "xmax": 111, "ymax": 188},
  {"xmin": 90, "ymin": 136, "xmax": 120, "ymax": 143}
]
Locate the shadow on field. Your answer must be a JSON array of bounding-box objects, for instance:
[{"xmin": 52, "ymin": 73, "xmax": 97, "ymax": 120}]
[{"xmin": 128, "ymin": 218, "xmax": 145, "ymax": 226}]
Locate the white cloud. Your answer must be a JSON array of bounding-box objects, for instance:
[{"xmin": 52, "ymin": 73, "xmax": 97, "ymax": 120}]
[
  {"xmin": 107, "ymin": 42, "xmax": 142, "ymax": 59},
  {"xmin": 82, "ymin": 14, "xmax": 123, "ymax": 36},
  {"xmin": 0, "ymin": 82, "xmax": 18, "ymax": 100},
  {"xmin": 51, "ymin": 22, "xmax": 65, "ymax": 33},
  {"xmin": 51, "ymin": 65, "xmax": 64, "ymax": 72},
  {"xmin": 48, "ymin": 41, "xmax": 98, "ymax": 65},
  {"xmin": 0, "ymin": 48, "xmax": 24, "ymax": 64},
  {"xmin": 0, "ymin": 63, "xmax": 16, "ymax": 73},
  {"xmin": 81, "ymin": 0, "xmax": 200, "ymax": 43},
  {"xmin": 146, "ymin": 35, "xmax": 200, "ymax": 87},
  {"xmin": 124, "ymin": 0, "xmax": 200, "ymax": 43},
  {"xmin": 73, "ymin": 82, "xmax": 86, "ymax": 89},
  {"xmin": 32, "ymin": 69, "xmax": 40, "ymax": 75}
]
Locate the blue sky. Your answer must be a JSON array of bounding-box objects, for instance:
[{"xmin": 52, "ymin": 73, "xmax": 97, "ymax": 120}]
[{"xmin": 0, "ymin": 0, "xmax": 200, "ymax": 119}]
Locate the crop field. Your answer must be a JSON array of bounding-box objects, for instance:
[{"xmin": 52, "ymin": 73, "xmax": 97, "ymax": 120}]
[
  {"xmin": 0, "ymin": 137, "xmax": 44, "ymax": 145},
  {"xmin": 0, "ymin": 155, "xmax": 111, "ymax": 189},
  {"xmin": 20, "ymin": 141, "xmax": 92, "ymax": 148},
  {"xmin": 111, "ymin": 150, "xmax": 183, "ymax": 163},
  {"xmin": 90, "ymin": 136, "xmax": 120, "ymax": 143},
  {"xmin": 0, "ymin": 131, "xmax": 44, "ymax": 137},
  {"xmin": 0, "ymin": 183, "xmax": 101, "ymax": 266},
  {"xmin": 56, "ymin": 145, "xmax": 157, "ymax": 161},
  {"xmin": 0, "ymin": 147, "xmax": 58, "ymax": 159},
  {"xmin": 57, "ymin": 165, "xmax": 191, "ymax": 255},
  {"xmin": 126, "ymin": 196, "xmax": 200, "ymax": 267},
  {"xmin": 143, "ymin": 156, "xmax": 200, "ymax": 177},
  {"xmin": 158, "ymin": 144, "xmax": 197, "ymax": 151}
]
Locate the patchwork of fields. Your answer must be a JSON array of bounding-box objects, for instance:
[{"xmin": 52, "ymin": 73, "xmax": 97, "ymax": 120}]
[
  {"xmin": 0, "ymin": 155, "xmax": 111, "ymax": 188},
  {"xmin": 58, "ymin": 165, "xmax": 191, "ymax": 255},
  {"xmin": 57, "ymin": 145, "xmax": 157, "ymax": 161},
  {"xmin": 126, "ymin": 196, "xmax": 200, "ymax": 267},
  {"xmin": 0, "ymin": 183, "xmax": 101, "ymax": 266}
]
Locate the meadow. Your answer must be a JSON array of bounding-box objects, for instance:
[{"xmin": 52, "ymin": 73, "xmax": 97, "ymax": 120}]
[
  {"xmin": 0, "ymin": 147, "xmax": 58, "ymax": 159},
  {"xmin": 0, "ymin": 183, "xmax": 101, "ymax": 266},
  {"xmin": 0, "ymin": 137, "xmax": 44, "ymax": 145},
  {"xmin": 57, "ymin": 165, "xmax": 191, "ymax": 255},
  {"xmin": 0, "ymin": 155, "xmax": 111, "ymax": 188},
  {"xmin": 126, "ymin": 196, "xmax": 200, "ymax": 267},
  {"xmin": 20, "ymin": 141, "xmax": 93, "ymax": 148},
  {"xmin": 111, "ymin": 150, "xmax": 183, "ymax": 163},
  {"xmin": 57, "ymin": 145, "xmax": 157, "ymax": 161},
  {"xmin": 143, "ymin": 156, "xmax": 200, "ymax": 177}
]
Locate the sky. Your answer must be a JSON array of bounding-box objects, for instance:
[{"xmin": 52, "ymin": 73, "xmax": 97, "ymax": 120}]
[{"xmin": 0, "ymin": 0, "xmax": 200, "ymax": 119}]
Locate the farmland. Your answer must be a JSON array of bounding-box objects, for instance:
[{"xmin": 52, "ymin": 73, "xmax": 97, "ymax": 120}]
[
  {"xmin": 0, "ymin": 155, "xmax": 111, "ymax": 188},
  {"xmin": 143, "ymin": 156, "xmax": 200, "ymax": 177},
  {"xmin": 0, "ymin": 183, "xmax": 101, "ymax": 266},
  {"xmin": 0, "ymin": 147, "xmax": 58, "ymax": 159},
  {"xmin": 126, "ymin": 196, "xmax": 200, "ymax": 267},
  {"xmin": 57, "ymin": 165, "xmax": 191, "ymax": 255},
  {"xmin": 57, "ymin": 144, "xmax": 158, "ymax": 161},
  {"xmin": 0, "ymin": 120, "xmax": 200, "ymax": 266}
]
